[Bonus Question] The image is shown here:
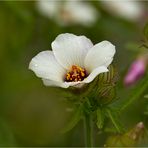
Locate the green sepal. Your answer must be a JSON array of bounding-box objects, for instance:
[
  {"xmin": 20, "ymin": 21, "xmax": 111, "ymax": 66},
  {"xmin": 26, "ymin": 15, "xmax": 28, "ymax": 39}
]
[
  {"xmin": 61, "ymin": 105, "xmax": 83, "ymax": 133},
  {"xmin": 95, "ymin": 65, "xmax": 118, "ymax": 105},
  {"xmin": 97, "ymin": 86, "xmax": 116, "ymax": 105},
  {"xmin": 96, "ymin": 108, "xmax": 105, "ymax": 129},
  {"xmin": 60, "ymin": 77, "xmax": 99, "ymax": 105}
]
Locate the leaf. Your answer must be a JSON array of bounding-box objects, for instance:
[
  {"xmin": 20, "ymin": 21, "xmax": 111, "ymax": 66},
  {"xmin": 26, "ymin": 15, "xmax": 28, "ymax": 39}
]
[
  {"xmin": 96, "ymin": 108, "xmax": 105, "ymax": 129},
  {"xmin": 105, "ymin": 108, "xmax": 124, "ymax": 133},
  {"xmin": 61, "ymin": 105, "xmax": 82, "ymax": 133}
]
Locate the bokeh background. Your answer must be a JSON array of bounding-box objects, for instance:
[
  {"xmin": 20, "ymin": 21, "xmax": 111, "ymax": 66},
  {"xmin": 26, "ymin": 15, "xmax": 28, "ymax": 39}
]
[{"xmin": 0, "ymin": 0, "xmax": 148, "ymax": 147}]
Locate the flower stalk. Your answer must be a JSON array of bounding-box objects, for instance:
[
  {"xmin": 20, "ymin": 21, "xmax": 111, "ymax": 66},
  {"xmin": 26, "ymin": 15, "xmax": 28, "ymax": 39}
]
[{"xmin": 84, "ymin": 112, "xmax": 93, "ymax": 148}]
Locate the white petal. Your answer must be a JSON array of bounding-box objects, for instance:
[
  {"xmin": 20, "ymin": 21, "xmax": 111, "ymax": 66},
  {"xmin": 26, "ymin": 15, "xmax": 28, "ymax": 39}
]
[
  {"xmin": 42, "ymin": 79, "xmax": 69, "ymax": 88},
  {"xmin": 52, "ymin": 33, "xmax": 93, "ymax": 69},
  {"xmin": 83, "ymin": 66, "xmax": 108, "ymax": 83},
  {"xmin": 84, "ymin": 41, "xmax": 115, "ymax": 72},
  {"xmin": 29, "ymin": 51, "xmax": 66, "ymax": 82},
  {"xmin": 65, "ymin": 81, "xmax": 83, "ymax": 88},
  {"xmin": 43, "ymin": 79, "xmax": 85, "ymax": 88}
]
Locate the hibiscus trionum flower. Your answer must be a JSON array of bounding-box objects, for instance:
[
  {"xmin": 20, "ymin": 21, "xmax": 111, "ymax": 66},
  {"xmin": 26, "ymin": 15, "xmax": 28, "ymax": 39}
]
[{"xmin": 29, "ymin": 33, "xmax": 116, "ymax": 88}]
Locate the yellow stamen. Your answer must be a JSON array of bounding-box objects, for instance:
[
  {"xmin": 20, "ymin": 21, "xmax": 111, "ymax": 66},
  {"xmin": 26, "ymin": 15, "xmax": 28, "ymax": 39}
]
[{"xmin": 65, "ymin": 65, "xmax": 88, "ymax": 82}]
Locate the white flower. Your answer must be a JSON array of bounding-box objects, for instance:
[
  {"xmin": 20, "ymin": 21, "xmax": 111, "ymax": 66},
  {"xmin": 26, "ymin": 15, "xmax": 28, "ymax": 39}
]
[
  {"xmin": 37, "ymin": 0, "xmax": 99, "ymax": 27},
  {"xmin": 101, "ymin": 1, "xmax": 144, "ymax": 21},
  {"xmin": 29, "ymin": 33, "xmax": 116, "ymax": 88},
  {"xmin": 37, "ymin": 0, "xmax": 59, "ymax": 19}
]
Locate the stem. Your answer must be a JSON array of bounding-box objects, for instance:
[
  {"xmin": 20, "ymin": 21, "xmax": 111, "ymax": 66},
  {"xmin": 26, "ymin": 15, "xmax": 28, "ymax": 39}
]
[
  {"xmin": 84, "ymin": 113, "xmax": 93, "ymax": 147},
  {"xmin": 121, "ymin": 76, "xmax": 148, "ymax": 112}
]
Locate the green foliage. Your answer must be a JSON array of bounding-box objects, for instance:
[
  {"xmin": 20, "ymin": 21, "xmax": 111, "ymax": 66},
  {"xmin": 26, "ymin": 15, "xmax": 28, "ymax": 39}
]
[
  {"xmin": 95, "ymin": 106, "xmax": 125, "ymax": 134},
  {"xmin": 61, "ymin": 105, "xmax": 83, "ymax": 133},
  {"xmin": 120, "ymin": 72, "xmax": 148, "ymax": 112},
  {"xmin": 0, "ymin": 0, "xmax": 148, "ymax": 147},
  {"xmin": 105, "ymin": 134, "xmax": 135, "ymax": 147},
  {"xmin": 144, "ymin": 22, "xmax": 148, "ymax": 41},
  {"xmin": 96, "ymin": 108, "xmax": 105, "ymax": 129},
  {"xmin": 143, "ymin": 94, "xmax": 148, "ymax": 115},
  {"xmin": 105, "ymin": 122, "xmax": 145, "ymax": 147},
  {"xmin": 0, "ymin": 119, "xmax": 16, "ymax": 147},
  {"xmin": 62, "ymin": 65, "xmax": 122, "ymax": 134},
  {"xmin": 144, "ymin": 94, "xmax": 148, "ymax": 99},
  {"xmin": 105, "ymin": 107, "xmax": 124, "ymax": 133}
]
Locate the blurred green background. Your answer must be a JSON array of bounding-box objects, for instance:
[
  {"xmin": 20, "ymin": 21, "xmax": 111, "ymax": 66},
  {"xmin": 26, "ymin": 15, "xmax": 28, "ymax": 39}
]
[{"xmin": 0, "ymin": 1, "xmax": 148, "ymax": 147}]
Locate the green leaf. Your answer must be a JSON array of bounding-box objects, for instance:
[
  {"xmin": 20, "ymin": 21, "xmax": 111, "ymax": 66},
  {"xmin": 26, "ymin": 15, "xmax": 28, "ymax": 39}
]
[
  {"xmin": 61, "ymin": 105, "xmax": 82, "ymax": 133},
  {"xmin": 96, "ymin": 108, "xmax": 105, "ymax": 129},
  {"xmin": 105, "ymin": 108, "xmax": 124, "ymax": 133}
]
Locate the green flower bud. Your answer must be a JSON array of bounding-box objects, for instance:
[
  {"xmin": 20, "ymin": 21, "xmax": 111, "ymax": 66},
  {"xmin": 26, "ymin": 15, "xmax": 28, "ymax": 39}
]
[
  {"xmin": 105, "ymin": 122, "xmax": 145, "ymax": 147},
  {"xmin": 96, "ymin": 65, "xmax": 118, "ymax": 104}
]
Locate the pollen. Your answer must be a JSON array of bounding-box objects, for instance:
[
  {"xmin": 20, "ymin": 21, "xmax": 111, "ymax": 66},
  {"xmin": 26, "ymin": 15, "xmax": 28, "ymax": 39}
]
[{"xmin": 65, "ymin": 65, "xmax": 88, "ymax": 82}]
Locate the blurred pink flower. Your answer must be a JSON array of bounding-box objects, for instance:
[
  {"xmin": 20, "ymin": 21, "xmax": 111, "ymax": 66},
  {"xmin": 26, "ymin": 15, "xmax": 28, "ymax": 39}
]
[{"xmin": 124, "ymin": 58, "xmax": 146, "ymax": 86}]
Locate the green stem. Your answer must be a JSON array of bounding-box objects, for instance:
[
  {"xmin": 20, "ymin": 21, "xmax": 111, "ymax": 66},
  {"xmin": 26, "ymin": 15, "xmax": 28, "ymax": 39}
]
[
  {"xmin": 84, "ymin": 113, "xmax": 93, "ymax": 147},
  {"xmin": 121, "ymin": 75, "xmax": 148, "ymax": 112}
]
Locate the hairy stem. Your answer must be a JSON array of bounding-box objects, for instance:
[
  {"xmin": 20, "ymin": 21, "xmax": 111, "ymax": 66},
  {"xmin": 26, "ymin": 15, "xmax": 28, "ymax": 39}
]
[
  {"xmin": 84, "ymin": 113, "xmax": 93, "ymax": 147},
  {"xmin": 121, "ymin": 75, "xmax": 148, "ymax": 112}
]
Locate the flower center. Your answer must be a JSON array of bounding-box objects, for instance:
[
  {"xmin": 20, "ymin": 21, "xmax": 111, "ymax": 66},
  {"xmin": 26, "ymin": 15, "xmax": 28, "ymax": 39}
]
[{"xmin": 65, "ymin": 65, "xmax": 88, "ymax": 82}]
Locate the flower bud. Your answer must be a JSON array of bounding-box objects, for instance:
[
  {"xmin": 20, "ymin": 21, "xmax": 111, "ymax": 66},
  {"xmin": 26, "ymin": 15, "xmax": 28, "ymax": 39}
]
[
  {"xmin": 105, "ymin": 122, "xmax": 145, "ymax": 147},
  {"xmin": 97, "ymin": 65, "xmax": 118, "ymax": 104}
]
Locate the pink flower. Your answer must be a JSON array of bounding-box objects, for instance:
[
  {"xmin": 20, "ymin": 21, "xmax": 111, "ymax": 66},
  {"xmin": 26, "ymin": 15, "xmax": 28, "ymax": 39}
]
[{"xmin": 124, "ymin": 59, "xmax": 146, "ymax": 86}]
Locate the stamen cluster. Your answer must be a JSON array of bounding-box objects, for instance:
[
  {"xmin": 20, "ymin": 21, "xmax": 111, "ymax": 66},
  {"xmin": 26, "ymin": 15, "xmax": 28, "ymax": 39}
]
[{"xmin": 65, "ymin": 65, "xmax": 87, "ymax": 82}]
